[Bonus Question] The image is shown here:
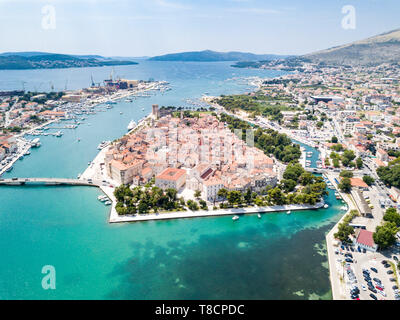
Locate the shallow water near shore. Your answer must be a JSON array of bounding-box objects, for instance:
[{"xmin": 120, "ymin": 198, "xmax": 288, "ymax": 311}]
[{"xmin": 0, "ymin": 61, "xmax": 344, "ymax": 299}]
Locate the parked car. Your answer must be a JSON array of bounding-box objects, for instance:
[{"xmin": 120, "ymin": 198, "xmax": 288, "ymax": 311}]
[
  {"xmin": 363, "ymin": 248, "xmax": 366, "ymax": 253},
  {"xmin": 387, "ymin": 270, "xmax": 394, "ymax": 275},
  {"xmin": 361, "ymin": 284, "xmax": 367, "ymax": 291},
  {"xmin": 369, "ymin": 286, "xmax": 377, "ymax": 293},
  {"xmin": 370, "ymin": 293, "xmax": 377, "ymax": 300},
  {"xmin": 371, "ymin": 267, "xmax": 378, "ymax": 273}
]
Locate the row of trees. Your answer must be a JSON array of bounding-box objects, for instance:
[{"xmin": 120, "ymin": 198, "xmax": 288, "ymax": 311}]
[
  {"xmin": 214, "ymin": 163, "xmax": 327, "ymax": 208},
  {"xmin": 219, "ymin": 113, "xmax": 301, "ymax": 163},
  {"xmin": 114, "ymin": 185, "xmax": 184, "ymax": 215}
]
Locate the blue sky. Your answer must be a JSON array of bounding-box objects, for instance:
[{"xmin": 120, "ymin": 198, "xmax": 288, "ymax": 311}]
[{"xmin": 0, "ymin": 0, "xmax": 399, "ymax": 57}]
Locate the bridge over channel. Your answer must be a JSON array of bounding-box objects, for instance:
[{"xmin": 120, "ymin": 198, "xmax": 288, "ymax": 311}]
[
  {"xmin": 0, "ymin": 178, "xmax": 102, "ymax": 187},
  {"xmin": 305, "ymin": 168, "xmax": 326, "ymax": 174}
]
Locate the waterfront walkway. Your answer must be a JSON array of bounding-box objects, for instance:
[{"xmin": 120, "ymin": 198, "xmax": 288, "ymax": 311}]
[
  {"xmin": 0, "ymin": 177, "xmax": 100, "ymax": 187},
  {"xmin": 106, "ymin": 200, "xmax": 325, "ymax": 223},
  {"xmin": 324, "ymin": 172, "xmax": 357, "ymax": 300}
]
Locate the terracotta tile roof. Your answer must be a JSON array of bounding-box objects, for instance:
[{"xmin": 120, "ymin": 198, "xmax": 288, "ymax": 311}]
[
  {"xmin": 356, "ymin": 229, "xmax": 376, "ymax": 248},
  {"xmin": 156, "ymin": 168, "xmax": 186, "ymax": 181}
]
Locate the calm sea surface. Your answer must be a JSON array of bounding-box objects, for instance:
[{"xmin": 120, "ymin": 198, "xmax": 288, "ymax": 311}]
[{"xmin": 0, "ymin": 61, "xmax": 343, "ymax": 299}]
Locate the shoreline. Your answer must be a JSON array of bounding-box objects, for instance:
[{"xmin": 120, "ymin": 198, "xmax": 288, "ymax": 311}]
[
  {"xmin": 324, "ymin": 172, "xmax": 356, "ymax": 300},
  {"xmin": 106, "ymin": 196, "xmax": 325, "ymax": 223}
]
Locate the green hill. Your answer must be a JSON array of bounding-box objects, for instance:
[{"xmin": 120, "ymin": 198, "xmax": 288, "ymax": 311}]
[
  {"xmin": 149, "ymin": 50, "xmax": 290, "ymax": 62},
  {"xmin": 0, "ymin": 52, "xmax": 138, "ymax": 70},
  {"xmin": 305, "ymin": 28, "xmax": 400, "ymax": 66}
]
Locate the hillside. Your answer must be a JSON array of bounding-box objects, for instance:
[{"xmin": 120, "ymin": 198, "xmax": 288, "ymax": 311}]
[
  {"xmin": 305, "ymin": 28, "xmax": 400, "ymax": 66},
  {"xmin": 149, "ymin": 50, "xmax": 290, "ymax": 62},
  {"xmin": 0, "ymin": 52, "xmax": 138, "ymax": 70}
]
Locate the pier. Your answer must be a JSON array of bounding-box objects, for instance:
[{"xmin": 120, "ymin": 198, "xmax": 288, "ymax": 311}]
[{"xmin": 0, "ymin": 177, "xmax": 101, "ymax": 187}]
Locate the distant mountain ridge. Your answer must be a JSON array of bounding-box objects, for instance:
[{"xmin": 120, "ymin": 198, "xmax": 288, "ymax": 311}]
[
  {"xmin": 0, "ymin": 52, "xmax": 138, "ymax": 70},
  {"xmin": 304, "ymin": 28, "xmax": 400, "ymax": 66},
  {"xmin": 149, "ymin": 50, "xmax": 291, "ymax": 62}
]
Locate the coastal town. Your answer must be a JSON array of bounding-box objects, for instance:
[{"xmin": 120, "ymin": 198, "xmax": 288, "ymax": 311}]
[
  {"xmin": 1, "ymin": 51, "xmax": 400, "ymax": 303},
  {"xmin": 208, "ymin": 60, "xmax": 400, "ymax": 301},
  {"xmin": 0, "ymin": 76, "xmax": 170, "ymax": 175}
]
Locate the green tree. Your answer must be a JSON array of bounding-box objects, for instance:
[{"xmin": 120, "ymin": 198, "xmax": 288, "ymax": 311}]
[
  {"xmin": 356, "ymin": 157, "xmax": 363, "ymax": 169},
  {"xmin": 227, "ymin": 190, "xmax": 242, "ymax": 205},
  {"xmin": 362, "ymin": 175, "xmax": 375, "ymax": 186},
  {"xmin": 138, "ymin": 201, "xmax": 149, "ymax": 214},
  {"xmin": 373, "ymin": 222, "xmax": 399, "ymax": 249},
  {"xmin": 383, "ymin": 208, "xmax": 400, "ymax": 227},
  {"xmin": 194, "ymin": 190, "xmax": 202, "ymax": 199},
  {"xmin": 339, "ymin": 177, "xmax": 352, "ymax": 193},
  {"xmin": 334, "ymin": 223, "xmax": 354, "ymax": 243},
  {"xmin": 281, "ymin": 179, "xmax": 297, "ymax": 192},
  {"xmin": 333, "ymin": 158, "xmax": 340, "ymax": 168},
  {"xmin": 340, "ymin": 170, "xmax": 353, "ymax": 178},
  {"xmin": 331, "ymin": 136, "xmax": 338, "ymax": 143},
  {"xmin": 166, "ymin": 188, "xmax": 178, "ymax": 202},
  {"xmin": 217, "ymin": 188, "xmax": 228, "ymax": 202},
  {"xmin": 199, "ymin": 200, "xmax": 208, "ymax": 210}
]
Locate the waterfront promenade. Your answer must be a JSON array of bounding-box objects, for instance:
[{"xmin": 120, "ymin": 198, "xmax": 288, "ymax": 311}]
[
  {"xmin": 106, "ymin": 198, "xmax": 325, "ymax": 223},
  {"xmin": 324, "ymin": 172, "xmax": 357, "ymax": 300}
]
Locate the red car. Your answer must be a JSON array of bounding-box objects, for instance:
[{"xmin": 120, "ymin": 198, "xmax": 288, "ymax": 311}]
[{"xmin": 376, "ymin": 286, "xmax": 383, "ymax": 291}]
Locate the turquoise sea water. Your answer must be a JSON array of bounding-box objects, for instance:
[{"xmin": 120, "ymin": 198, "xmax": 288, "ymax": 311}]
[{"xmin": 0, "ymin": 61, "xmax": 343, "ymax": 299}]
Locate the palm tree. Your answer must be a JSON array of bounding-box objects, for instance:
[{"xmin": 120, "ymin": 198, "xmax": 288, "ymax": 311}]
[{"xmin": 194, "ymin": 190, "xmax": 202, "ymax": 199}]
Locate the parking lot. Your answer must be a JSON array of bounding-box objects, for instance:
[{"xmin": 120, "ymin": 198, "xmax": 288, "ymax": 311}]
[{"xmin": 336, "ymin": 245, "xmax": 400, "ymax": 300}]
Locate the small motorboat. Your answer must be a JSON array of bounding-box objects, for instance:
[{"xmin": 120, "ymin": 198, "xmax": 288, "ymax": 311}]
[
  {"xmin": 286, "ymin": 210, "xmax": 291, "ymax": 215},
  {"xmin": 258, "ymin": 213, "xmax": 261, "ymax": 219},
  {"xmin": 232, "ymin": 215, "xmax": 240, "ymax": 221},
  {"xmin": 324, "ymin": 204, "xmax": 329, "ymax": 209}
]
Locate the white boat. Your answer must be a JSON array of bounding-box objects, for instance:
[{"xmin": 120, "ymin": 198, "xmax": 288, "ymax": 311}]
[
  {"xmin": 120, "ymin": 112, "xmax": 123, "ymax": 115},
  {"xmin": 324, "ymin": 204, "xmax": 329, "ymax": 209},
  {"xmin": 257, "ymin": 213, "xmax": 261, "ymax": 219},
  {"xmin": 232, "ymin": 215, "xmax": 240, "ymax": 221},
  {"xmin": 77, "ymin": 173, "xmax": 81, "ymax": 179},
  {"xmin": 97, "ymin": 195, "xmax": 107, "ymax": 201},
  {"xmin": 31, "ymin": 138, "xmax": 41, "ymax": 147},
  {"xmin": 127, "ymin": 120, "xmax": 136, "ymax": 131},
  {"xmin": 286, "ymin": 210, "xmax": 291, "ymax": 215},
  {"xmin": 104, "ymin": 201, "xmax": 112, "ymax": 206},
  {"xmin": 141, "ymin": 108, "xmax": 145, "ymax": 111}
]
